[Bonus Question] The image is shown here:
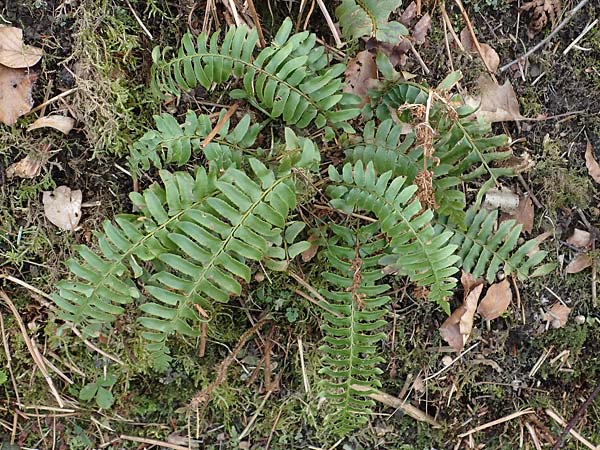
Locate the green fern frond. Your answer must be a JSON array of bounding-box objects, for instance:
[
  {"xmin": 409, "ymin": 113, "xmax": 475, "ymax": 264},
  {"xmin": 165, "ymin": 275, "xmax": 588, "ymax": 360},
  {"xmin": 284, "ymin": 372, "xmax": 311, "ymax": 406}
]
[
  {"xmin": 436, "ymin": 207, "xmax": 555, "ymax": 283},
  {"xmin": 151, "ymin": 19, "xmax": 360, "ymax": 130},
  {"xmin": 327, "ymin": 161, "xmax": 459, "ymax": 311},
  {"xmin": 319, "ymin": 223, "xmax": 390, "ymax": 434},
  {"xmin": 335, "ymin": 0, "xmax": 407, "ymax": 43},
  {"xmin": 129, "ymin": 109, "xmax": 262, "ymax": 176}
]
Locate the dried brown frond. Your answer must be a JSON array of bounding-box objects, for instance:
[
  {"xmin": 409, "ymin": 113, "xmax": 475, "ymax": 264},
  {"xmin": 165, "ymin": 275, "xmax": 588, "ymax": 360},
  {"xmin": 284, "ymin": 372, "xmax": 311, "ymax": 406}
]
[{"xmin": 521, "ymin": 0, "xmax": 562, "ymax": 36}]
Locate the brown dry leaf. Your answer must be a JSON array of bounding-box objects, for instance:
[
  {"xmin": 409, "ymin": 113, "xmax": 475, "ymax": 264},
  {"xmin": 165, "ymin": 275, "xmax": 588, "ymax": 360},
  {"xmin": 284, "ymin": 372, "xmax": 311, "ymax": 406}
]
[
  {"xmin": 565, "ymin": 253, "xmax": 593, "ymax": 274},
  {"xmin": 459, "ymin": 28, "xmax": 500, "ymax": 72},
  {"xmin": 515, "ymin": 196, "xmax": 534, "ymax": 233},
  {"xmin": 42, "ymin": 186, "xmax": 83, "ymax": 231},
  {"xmin": 344, "ymin": 50, "xmax": 378, "ymax": 106},
  {"xmin": 301, "ymin": 235, "xmax": 320, "ymax": 262},
  {"xmin": 464, "ymin": 74, "xmax": 524, "ymax": 123},
  {"xmin": 478, "ymin": 279, "xmax": 512, "ymax": 320},
  {"xmin": 521, "ymin": 0, "xmax": 561, "ymax": 36},
  {"xmin": 460, "ymin": 270, "xmax": 482, "ymax": 293},
  {"xmin": 400, "ymin": 1, "xmax": 417, "ymax": 25},
  {"xmin": 27, "ymin": 115, "xmax": 75, "ymax": 134},
  {"xmin": 0, "ymin": 65, "xmax": 36, "ymax": 126},
  {"xmin": 542, "ymin": 302, "xmax": 571, "ymax": 328},
  {"xmin": 366, "ymin": 38, "xmax": 411, "ymax": 68},
  {"xmin": 413, "ymin": 14, "xmax": 432, "ymax": 45},
  {"xmin": 494, "ymin": 152, "xmax": 535, "ymax": 174},
  {"xmin": 567, "ymin": 228, "xmax": 592, "ymax": 250},
  {"xmin": 6, "ymin": 154, "xmax": 43, "ymax": 178},
  {"xmin": 439, "ymin": 283, "xmax": 483, "ymax": 351},
  {"xmin": 527, "ymin": 231, "xmax": 552, "ymax": 257},
  {"xmin": 0, "ymin": 26, "xmax": 42, "ymax": 69},
  {"xmin": 584, "ymin": 141, "xmax": 600, "ymax": 184}
]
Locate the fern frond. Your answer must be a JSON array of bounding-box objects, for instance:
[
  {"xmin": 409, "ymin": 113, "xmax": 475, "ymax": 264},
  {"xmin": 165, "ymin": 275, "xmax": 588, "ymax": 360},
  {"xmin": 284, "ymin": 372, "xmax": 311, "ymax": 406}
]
[
  {"xmin": 319, "ymin": 223, "xmax": 390, "ymax": 434},
  {"xmin": 436, "ymin": 207, "xmax": 554, "ymax": 283},
  {"xmin": 128, "ymin": 109, "xmax": 261, "ymax": 176},
  {"xmin": 151, "ymin": 19, "xmax": 360, "ymax": 130},
  {"xmin": 328, "ymin": 161, "xmax": 459, "ymax": 311},
  {"xmin": 376, "ymin": 82, "xmax": 514, "ymax": 207},
  {"xmin": 335, "ymin": 0, "xmax": 407, "ymax": 43}
]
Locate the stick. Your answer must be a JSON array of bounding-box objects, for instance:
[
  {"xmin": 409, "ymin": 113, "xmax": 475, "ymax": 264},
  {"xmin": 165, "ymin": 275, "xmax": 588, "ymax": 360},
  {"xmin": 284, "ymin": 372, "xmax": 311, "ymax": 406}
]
[
  {"xmin": 546, "ymin": 409, "xmax": 597, "ymax": 450},
  {"xmin": 551, "ymin": 382, "xmax": 600, "ymax": 449},
  {"xmin": 200, "ymin": 103, "xmax": 238, "ymax": 148},
  {"xmin": 315, "ymin": 0, "xmax": 343, "ymax": 48},
  {"xmin": 69, "ymin": 326, "xmax": 125, "ymax": 366},
  {"xmin": 458, "ymin": 408, "xmax": 535, "ymax": 437},
  {"xmin": 124, "ymin": 0, "xmax": 153, "ymax": 40},
  {"xmin": 500, "ymin": 0, "xmax": 590, "ymax": 72},
  {"xmin": 0, "ymin": 290, "xmax": 64, "ymax": 407},
  {"xmin": 350, "ymin": 384, "xmax": 442, "ymax": 427},
  {"xmin": 246, "ymin": 0, "xmax": 266, "ymax": 47},
  {"xmin": 563, "ymin": 18, "xmax": 597, "ymax": 55},
  {"xmin": 27, "ymin": 88, "xmax": 78, "ymax": 116}
]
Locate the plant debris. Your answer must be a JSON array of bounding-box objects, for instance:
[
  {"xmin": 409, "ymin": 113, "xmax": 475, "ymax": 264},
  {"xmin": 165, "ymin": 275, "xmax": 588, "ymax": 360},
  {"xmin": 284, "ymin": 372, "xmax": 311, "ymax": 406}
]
[
  {"xmin": 27, "ymin": 115, "xmax": 75, "ymax": 134},
  {"xmin": 584, "ymin": 141, "xmax": 600, "ymax": 184},
  {"xmin": 542, "ymin": 302, "xmax": 571, "ymax": 328},
  {"xmin": 0, "ymin": 65, "xmax": 36, "ymax": 126},
  {"xmin": 565, "ymin": 253, "xmax": 593, "ymax": 274},
  {"xmin": 440, "ymin": 274, "xmax": 483, "ymax": 351},
  {"xmin": 567, "ymin": 228, "xmax": 593, "ymax": 250},
  {"xmin": 521, "ymin": 0, "xmax": 562, "ymax": 37},
  {"xmin": 459, "ymin": 27, "xmax": 500, "ymax": 72},
  {"xmin": 42, "ymin": 186, "xmax": 83, "ymax": 231},
  {"xmin": 478, "ymin": 279, "xmax": 512, "ymax": 320},
  {"xmin": 0, "ymin": 26, "xmax": 42, "ymax": 68},
  {"xmin": 483, "ymin": 187, "xmax": 520, "ymax": 213},
  {"xmin": 6, "ymin": 154, "xmax": 44, "ymax": 179},
  {"xmin": 344, "ymin": 50, "xmax": 378, "ymax": 106},
  {"xmin": 465, "ymin": 74, "xmax": 524, "ymax": 123}
]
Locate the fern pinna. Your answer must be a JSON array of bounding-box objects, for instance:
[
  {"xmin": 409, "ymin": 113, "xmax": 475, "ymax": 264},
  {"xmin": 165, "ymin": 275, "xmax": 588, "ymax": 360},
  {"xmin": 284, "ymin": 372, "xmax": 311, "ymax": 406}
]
[
  {"xmin": 319, "ymin": 223, "xmax": 390, "ymax": 433},
  {"xmin": 151, "ymin": 18, "xmax": 360, "ymax": 131}
]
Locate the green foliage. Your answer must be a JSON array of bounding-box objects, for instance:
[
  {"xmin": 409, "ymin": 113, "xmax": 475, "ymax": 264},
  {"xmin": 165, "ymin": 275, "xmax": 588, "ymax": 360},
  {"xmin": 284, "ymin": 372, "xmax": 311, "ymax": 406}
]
[
  {"xmin": 328, "ymin": 161, "xmax": 459, "ymax": 312},
  {"xmin": 79, "ymin": 374, "xmax": 116, "ymax": 409},
  {"xmin": 335, "ymin": 0, "xmax": 408, "ymax": 43},
  {"xmin": 151, "ymin": 18, "xmax": 360, "ymax": 131},
  {"xmin": 53, "ymin": 16, "xmax": 554, "ymax": 437},
  {"xmin": 318, "ymin": 223, "xmax": 390, "ymax": 433}
]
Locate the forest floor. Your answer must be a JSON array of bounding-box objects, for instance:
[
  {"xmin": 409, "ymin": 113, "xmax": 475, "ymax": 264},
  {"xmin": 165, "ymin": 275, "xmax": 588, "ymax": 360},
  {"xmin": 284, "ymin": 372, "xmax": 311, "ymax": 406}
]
[{"xmin": 1, "ymin": 0, "xmax": 599, "ymax": 449}]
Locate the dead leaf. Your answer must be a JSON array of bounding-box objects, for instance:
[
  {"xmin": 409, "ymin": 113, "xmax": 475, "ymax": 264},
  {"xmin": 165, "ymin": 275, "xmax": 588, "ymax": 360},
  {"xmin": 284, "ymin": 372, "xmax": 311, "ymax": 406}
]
[
  {"xmin": 493, "ymin": 152, "xmax": 535, "ymax": 174},
  {"xmin": 0, "ymin": 65, "xmax": 36, "ymax": 126},
  {"xmin": 344, "ymin": 50, "xmax": 378, "ymax": 106},
  {"xmin": 460, "ymin": 270, "xmax": 482, "ymax": 293},
  {"xmin": 514, "ymin": 196, "xmax": 534, "ymax": 233},
  {"xmin": 464, "ymin": 74, "xmax": 524, "ymax": 123},
  {"xmin": 0, "ymin": 26, "xmax": 42, "ymax": 69},
  {"xmin": 6, "ymin": 154, "xmax": 43, "ymax": 178},
  {"xmin": 301, "ymin": 235, "xmax": 320, "ymax": 262},
  {"xmin": 366, "ymin": 37, "xmax": 411, "ymax": 68},
  {"xmin": 527, "ymin": 231, "xmax": 552, "ymax": 257},
  {"xmin": 565, "ymin": 253, "xmax": 593, "ymax": 274},
  {"xmin": 478, "ymin": 279, "xmax": 512, "ymax": 320},
  {"xmin": 413, "ymin": 14, "xmax": 432, "ymax": 45},
  {"xmin": 440, "ymin": 283, "xmax": 483, "ymax": 351},
  {"xmin": 459, "ymin": 28, "xmax": 500, "ymax": 72},
  {"xmin": 542, "ymin": 302, "xmax": 571, "ymax": 328},
  {"xmin": 42, "ymin": 186, "xmax": 82, "ymax": 231},
  {"xmin": 27, "ymin": 115, "xmax": 75, "ymax": 134},
  {"xmin": 584, "ymin": 141, "xmax": 600, "ymax": 184},
  {"xmin": 399, "ymin": 1, "xmax": 417, "ymax": 25},
  {"xmin": 521, "ymin": 0, "xmax": 561, "ymax": 37},
  {"xmin": 483, "ymin": 187, "xmax": 520, "ymax": 213},
  {"xmin": 567, "ymin": 228, "xmax": 592, "ymax": 250}
]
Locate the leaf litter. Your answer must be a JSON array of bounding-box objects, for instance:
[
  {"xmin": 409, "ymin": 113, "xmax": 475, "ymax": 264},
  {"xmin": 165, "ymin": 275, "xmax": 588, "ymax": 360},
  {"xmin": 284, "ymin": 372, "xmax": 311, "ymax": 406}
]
[
  {"xmin": 584, "ymin": 141, "xmax": 600, "ymax": 184},
  {"xmin": 0, "ymin": 26, "xmax": 42, "ymax": 68},
  {"xmin": 27, "ymin": 115, "xmax": 75, "ymax": 134},
  {"xmin": 0, "ymin": 65, "xmax": 36, "ymax": 126},
  {"xmin": 344, "ymin": 50, "xmax": 378, "ymax": 106},
  {"xmin": 459, "ymin": 27, "xmax": 500, "ymax": 73},
  {"xmin": 464, "ymin": 74, "xmax": 524, "ymax": 123},
  {"xmin": 43, "ymin": 186, "xmax": 83, "ymax": 231},
  {"xmin": 478, "ymin": 279, "xmax": 512, "ymax": 320}
]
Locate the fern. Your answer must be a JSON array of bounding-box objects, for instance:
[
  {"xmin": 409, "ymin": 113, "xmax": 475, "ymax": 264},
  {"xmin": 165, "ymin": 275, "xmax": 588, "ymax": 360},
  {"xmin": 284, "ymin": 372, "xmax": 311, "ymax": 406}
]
[
  {"xmin": 151, "ymin": 19, "xmax": 359, "ymax": 130},
  {"xmin": 328, "ymin": 161, "xmax": 460, "ymax": 312},
  {"xmin": 318, "ymin": 223, "xmax": 390, "ymax": 434},
  {"xmin": 54, "ymin": 159, "xmax": 309, "ymax": 361},
  {"xmin": 335, "ymin": 0, "xmax": 408, "ymax": 43},
  {"xmin": 129, "ymin": 109, "xmax": 262, "ymax": 176},
  {"xmin": 437, "ymin": 207, "xmax": 555, "ymax": 283}
]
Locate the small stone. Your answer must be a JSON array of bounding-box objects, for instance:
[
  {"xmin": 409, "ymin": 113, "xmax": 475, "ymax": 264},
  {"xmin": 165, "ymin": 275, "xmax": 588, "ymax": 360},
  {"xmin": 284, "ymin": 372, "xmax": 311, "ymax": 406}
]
[
  {"xmin": 441, "ymin": 355, "xmax": 453, "ymax": 366},
  {"xmin": 575, "ymin": 315, "xmax": 586, "ymax": 325},
  {"xmin": 551, "ymin": 318, "xmax": 562, "ymax": 329},
  {"xmin": 496, "ymin": 270, "xmax": 505, "ymax": 281}
]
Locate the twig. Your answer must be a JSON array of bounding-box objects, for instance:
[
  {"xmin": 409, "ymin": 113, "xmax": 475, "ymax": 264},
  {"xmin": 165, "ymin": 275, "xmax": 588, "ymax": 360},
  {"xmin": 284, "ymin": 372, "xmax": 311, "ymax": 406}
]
[
  {"xmin": 0, "ymin": 290, "xmax": 65, "ymax": 407},
  {"xmin": 199, "ymin": 322, "xmax": 208, "ymax": 357},
  {"xmin": 500, "ymin": 0, "xmax": 590, "ymax": 72},
  {"xmin": 525, "ymin": 421, "xmax": 543, "ymax": 450},
  {"xmin": 422, "ymin": 342, "xmax": 479, "ymax": 382},
  {"xmin": 458, "ymin": 408, "xmax": 535, "ymax": 437},
  {"xmin": 119, "ymin": 435, "xmax": 189, "ymax": 450},
  {"xmin": 441, "ymin": 2, "xmax": 466, "ymax": 53},
  {"xmin": 26, "ymin": 88, "xmax": 78, "ymax": 116},
  {"xmin": 551, "ymin": 382, "xmax": 600, "ymax": 449},
  {"xmin": 1, "ymin": 274, "xmax": 54, "ymax": 302},
  {"xmin": 238, "ymin": 389, "xmax": 274, "ymax": 440},
  {"xmin": 315, "ymin": 0, "xmax": 343, "ymax": 48},
  {"xmin": 298, "ymin": 337, "xmax": 310, "ymax": 394},
  {"xmin": 226, "ymin": 0, "xmax": 243, "ymax": 27},
  {"xmin": 563, "ymin": 18, "xmax": 597, "ymax": 55},
  {"xmin": 190, "ymin": 317, "xmax": 269, "ymax": 408},
  {"xmin": 453, "ymin": 0, "xmax": 496, "ymax": 77},
  {"xmin": 517, "ymin": 174, "xmax": 542, "ymax": 209},
  {"xmin": 246, "ymin": 0, "xmax": 266, "ymax": 47},
  {"xmin": 546, "ymin": 409, "xmax": 597, "ymax": 450},
  {"xmin": 409, "ymin": 41, "xmax": 431, "ymax": 74},
  {"xmin": 124, "ymin": 0, "xmax": 153, "ymax": 40},
  {"xmin": 350, "ymin": 384, "xmax": 442, "ymax": 427},
  {"xmin": 200, "ymin": 102, "xmax": 239, "ymax": 148}
]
